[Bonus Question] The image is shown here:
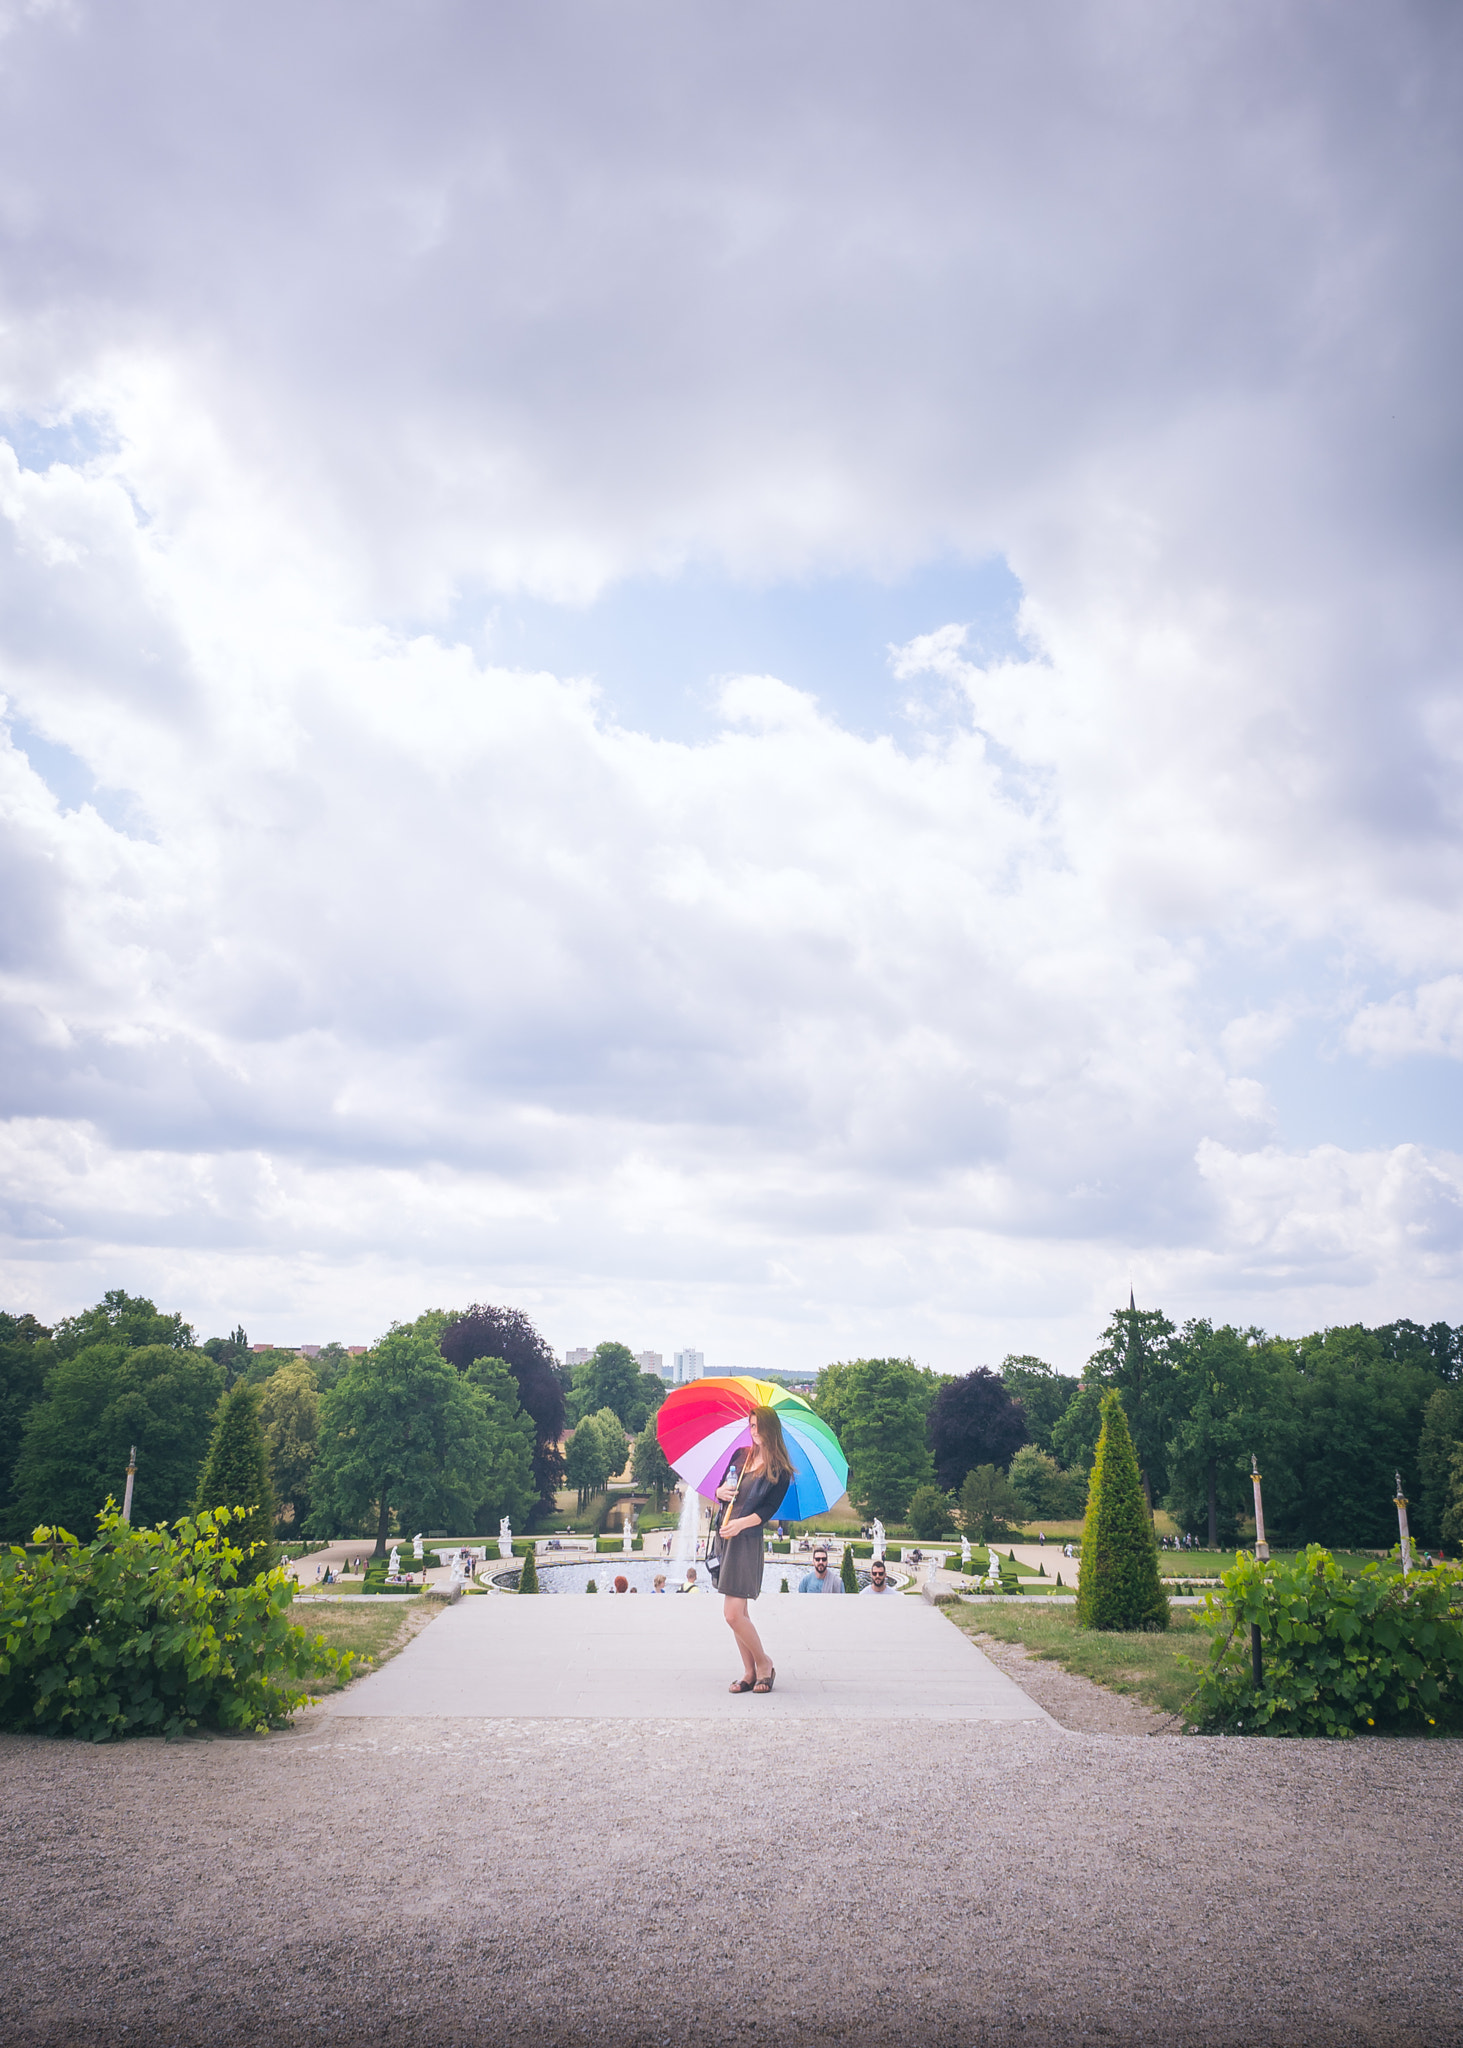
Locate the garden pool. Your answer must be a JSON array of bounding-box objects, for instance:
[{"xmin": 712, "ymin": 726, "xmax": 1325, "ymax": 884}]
[{"xmin": 491, "ymin": 1557, "xmax": 882, "ymax": 1595}]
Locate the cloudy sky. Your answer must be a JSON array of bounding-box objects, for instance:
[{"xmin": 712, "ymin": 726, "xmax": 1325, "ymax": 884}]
[{"xmin": 2, "ymin": 2, "xmax": 1461, "ymax": 1372}]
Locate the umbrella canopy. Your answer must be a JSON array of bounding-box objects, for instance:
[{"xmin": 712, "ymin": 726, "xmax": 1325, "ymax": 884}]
[{"xmin": 656, "ymin": 1377, "xmax": 848, "ymax": 1523}]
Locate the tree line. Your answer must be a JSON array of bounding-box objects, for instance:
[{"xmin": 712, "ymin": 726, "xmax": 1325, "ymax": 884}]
[
  {"xmin": 0, "ymin": 1293, "xmax": 575, "ymax": 1552},
  {"xmin": 6, "ymin": 1289, "xmax": 1461, "ymax": 1555},
  {"xmin": 815, "ymin": 1307, "xmax": 1463, "ymax": 1549}
]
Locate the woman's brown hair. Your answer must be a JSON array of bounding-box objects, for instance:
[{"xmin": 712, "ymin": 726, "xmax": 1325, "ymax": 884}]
[{"xmin": 751, "ymin": 1405, "xmax": 796, "ymax": 1484}]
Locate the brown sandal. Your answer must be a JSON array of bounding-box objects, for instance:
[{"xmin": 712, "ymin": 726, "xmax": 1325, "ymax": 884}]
[
  {"xmin": 728, "ymin": 1676, "xmax": 755, "ymax": 1693},
  {"xmin": 751, "ymin": 1666, "xmax": 776, "ymax": 1693}
]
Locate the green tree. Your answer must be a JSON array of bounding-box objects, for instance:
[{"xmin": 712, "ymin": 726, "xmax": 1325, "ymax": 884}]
[
  {"xmin": 258, "ymin": 1358, "xmax": 322, "ymax": 1534},
  {"xmin": 815, "ymin": 1357, "xmax": 936, "ymax": 1519},
  {"xmin": 839, "ymin": 1544, "xmax": 858, "ymax": 1593},
  {"xmin": 463, "ymin": 1355, "xmax": 537, "ymax": 1535},
  {"xmin": 1275, "ymin": 1328, "xmax": 1434, "ymax": 1548},
  {"xmin": 999, "ymin": 1356, "xmax": 1082, "ymax": 1456},
  {"xmin": 1008, "ymin": 1446, "xmax": 1088, "ymax": 1521},
  {"xmin": 632, "ymin": 1421, "xmax": 674, "ymax": 1509},
  {"xmin": 1050, "ymin": 1378, "xmax": 1106, "ymax": 1475},
  {"xmin": 0, "ymin": 1313, "xmax": 53, "ymax": 1541},
  {"xmin": 201, "ymin": 1325, "xmax": 251, "ymax": 1389},
  {"xmin": 907, "ymin": 1483, "xmax": 955, "ymax": 1541},
  {"xmin": 50, "ymin": 1289, "xmax": 196, "ymax": 1360},
  {"xmin": 307, "ymin": 1328, "xmax": 501, "ymax": 1555},
  {"xmin": 958, "ymin": 1463, "xmax": 1025, "ymax": 1542},
  {"xmin": 1418, "ymin": 1383, "xmax": 1463, "ymax": 1547},
  {"xmin": 13, "ymin": 1343, "xmax": 226, "ymax": 1535},
  {"xmin": 1076, "ymin": 1391, "xmax": 1168, "ymax": 1632},
  {"xmin": 1164, "ymin": 1321, "xmax": 1293, "ymax": 1547},
  {"xmin": 569, "ymin": 1342, "xmax": 642, "ymax": 1428},
  {"xmin": 565, "ymin": 1408, "xmax": 629, "ymax": 1506},
  {"xmin": 193, "ymin": 1384, "xmax": 277, "ymax": 1580},
  {"xmin": 518, "ymin": 1544, "xmax": 540, "ymax": 1593},
  {"xmin": 1082, "ymin": 1302, "xmax": 1178, "ymax": 1515}
]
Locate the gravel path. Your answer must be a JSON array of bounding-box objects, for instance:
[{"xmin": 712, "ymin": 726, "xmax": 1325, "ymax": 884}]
[
  {"xmin": 4, "ymin": 1705, "xmax": 1460, "ymax": 2047},
  {"xmin": 963, "ymin": 1629, "xmax": 1171, "ymax": 1736}
]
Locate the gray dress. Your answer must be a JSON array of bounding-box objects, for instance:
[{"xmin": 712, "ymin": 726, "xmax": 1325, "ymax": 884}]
[{"xmin": 714, "ymin": 1468, "xmax": 791, "ymax": 1599}]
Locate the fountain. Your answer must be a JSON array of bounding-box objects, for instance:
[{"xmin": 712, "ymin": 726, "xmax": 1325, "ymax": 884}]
[{"xmin": 669, "ymin": 1484, "xmax": 702, "ymax": 1584}]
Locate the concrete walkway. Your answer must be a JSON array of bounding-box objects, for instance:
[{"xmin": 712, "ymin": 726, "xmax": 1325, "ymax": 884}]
[{"xmin": 334, "ymin": 1588, "xmax": 1053, "ymax": 1721}]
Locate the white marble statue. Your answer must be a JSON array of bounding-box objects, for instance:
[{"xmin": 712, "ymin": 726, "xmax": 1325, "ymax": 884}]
[
  {"xmin": 498, "ymin": 1516, "xmax": 513, "ymax": 1561},
  {"xmin": 871, "ymin": 1518, "xmax": 886, "ymax": 1562},
  {"xmin": 412, "ymin": 1533, "xmax": 424, "ymax": 1561},
  {"xmin": 621, "ymin": 1516, "xmax": 634, "ymax": 1554},
  {"xmin": 388, "ymin": 1545, "xmax": 400, "ymax": 1578},
  {"xmin": 960, "ymin": 1535, "xmax": 972, "ymax": 1568}
]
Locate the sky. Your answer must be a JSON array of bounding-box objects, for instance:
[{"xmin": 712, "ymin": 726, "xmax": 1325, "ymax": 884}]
[{"xmin": 1, "ymin": 1, "xmax": 1461, "ymax": 1374}]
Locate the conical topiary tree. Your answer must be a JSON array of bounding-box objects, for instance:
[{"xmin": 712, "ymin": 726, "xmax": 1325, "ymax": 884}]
[
  {"xmin": 1076, "ymin": 1391, "xmax": 1168, "ymax": 1632},
  {"xmin": 840, "ymin": 1544, "xmax": 858, "ymax": 1594},
  {"xmin": 518, "ymin": 1544, "xmax": 540, "ymax": 1593},
  {"xmin": 193, "ymin": 1384, "xmax": 277, "ymax": 1581}
]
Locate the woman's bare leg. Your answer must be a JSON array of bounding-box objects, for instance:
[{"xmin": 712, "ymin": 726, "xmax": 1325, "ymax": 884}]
[{"xmin": 723, "ymin": 1596, "xmax": 770, "ymax": 1679}]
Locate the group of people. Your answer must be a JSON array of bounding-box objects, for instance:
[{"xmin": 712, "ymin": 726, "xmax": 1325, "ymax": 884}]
[{"xmin": 795, "ymin": 1545, "xmax": 894, "ymax": 1594}]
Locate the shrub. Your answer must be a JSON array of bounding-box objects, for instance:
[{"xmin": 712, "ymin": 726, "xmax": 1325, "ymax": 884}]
[
  {"xmin": 907, "ymin": 1484, "xmax": 955, "ymax": 1542},
  {"xmin": 1076, "ymin": 1392, "xmax": 1169, "ymax": 1632},
  {"xmin": 780, "ymin": 1577, "xmax": 790, "ymax": 1593},
  {"xmin": 0, "ymin": 1505, "xmax": 348, "ymax": 1740},
  {"xmin": 1188, "ymin": 1547, "xmax": 1463, "ymax": 1736},
  {"xmin": 585, "ymin": 1578, "xmax": 598, "ymax": 1593},
  {"xmin": 840, "ymin": 1546, "xmax": 858, "ymax": 1594},
  {"xmin": 518, "ymin": 1546, "xmax": 540, "ymax": 1594}
]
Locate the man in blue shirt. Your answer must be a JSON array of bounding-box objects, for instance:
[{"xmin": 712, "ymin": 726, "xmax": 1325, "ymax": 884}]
[{"xmin": 798, "ymin": 1545, "xmax": 844, "ymax": 1593}]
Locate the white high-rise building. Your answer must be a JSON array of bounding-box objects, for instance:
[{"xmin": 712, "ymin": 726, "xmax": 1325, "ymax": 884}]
[
  {"xmin": 636, "ymin": 1350, "xmax": 664, "ymax": 1378},
  {"xmin": 564, "ymin": 1347, "xmax": 592, "ymax": 1368},
  {"xmin": 673, "ymin": 1347, "xmax": 704, "ymax": 1384}
]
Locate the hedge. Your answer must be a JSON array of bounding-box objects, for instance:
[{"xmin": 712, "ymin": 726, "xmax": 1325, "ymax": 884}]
[
  {"xmin": 0, "ymin": 1506, "xmax": 349, "ymax": 1740},
  {"xmin": 1188, "ymin": 1547, "xmax": 1463, "ymax": 1736}
]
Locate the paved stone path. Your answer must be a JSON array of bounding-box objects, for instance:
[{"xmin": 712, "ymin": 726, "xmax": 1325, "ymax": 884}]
[{"xmin": 335, "ymin": 1589, "xmax": 1054, "ymax": 1721}]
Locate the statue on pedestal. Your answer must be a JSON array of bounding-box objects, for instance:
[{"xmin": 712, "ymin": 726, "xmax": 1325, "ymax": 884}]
[
  {"xmin": 498, "ymin": 1516, "xmax": 513, "ymax": 1561},
  {"xmin": 412, "ymin": 1533, "xmax": 424, "ymax": 1561},
  {"xmin": 621, "ymin": 1515, "xmax": 634, "ymax": 1554},
  {"xmin": 960, "ymin": 1535, "xmax": 972, "ymax": 1568},
  {"xmin": 871, "ymin": 1518, "xmax": 886, "ymax": 1562},
  {"xmin": 388, "ymin": 1545, "xmax": 400, "ymax": 1579}
]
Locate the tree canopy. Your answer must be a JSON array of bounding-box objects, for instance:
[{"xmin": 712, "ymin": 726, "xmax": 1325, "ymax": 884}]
[
  {"xmin": 998, "ymin": 1355, "xmax": 1081, "ymax": 1455},
  {"xmin": 258, "ymin": 1359, "xmax": 322, "ymax": 1534},
  {"xmin": 927, "ymin": 1368, "xmax": 1029, "ymax": 1492},
  {"xmin": 462, "ymin": 1355, "xmax": 537, "ymax": 1535},
  {"xmin": 439, "ymin": 1303, "xmax": 566, "ymax": 1513},
  {"xmin": 816, "ymin": 1357, "xmax": 936, "ymax": 1519},
  {"xmin": 308, "ymin": 1328, "xmax": 504, "ymax": 1553},
  {"xmin": 632, "ymin": 1420, "xmax": 674, "ymax": 1508},
  {"xmin": 50, "ymin": 1289, "xmax": 196, "ymax": 1361},
  {"xmin": 0, "ymin": 1313, "xmax": 52, "ymax": 1541},
  {"xmin": 565, "ymin": 1408, "xmax": 629, "ymax": 1506},
  {"xmin": 13, "ymin": 1342, "xmax": 225, "ymax": 1536},
  {"xmin": 193, "ymin": 1383, "xmax": 276, "ymax": 1579}
]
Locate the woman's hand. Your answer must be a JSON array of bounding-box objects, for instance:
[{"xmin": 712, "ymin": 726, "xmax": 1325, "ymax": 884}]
[{"xmin": 716, "ymin": 1478, "xmax": 739, "ymax": 1502}]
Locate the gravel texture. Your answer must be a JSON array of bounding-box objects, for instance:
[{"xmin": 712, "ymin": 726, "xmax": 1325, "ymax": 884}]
[{"xmin": 4, "ymin": 1707, "xmax": 1460, "ymax": 2047}]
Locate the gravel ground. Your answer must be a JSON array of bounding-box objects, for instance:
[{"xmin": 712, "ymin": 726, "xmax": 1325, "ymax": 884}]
[{"xmin": 4, "ymin": 1707, "xmax": 1461, "ymax": 2048}]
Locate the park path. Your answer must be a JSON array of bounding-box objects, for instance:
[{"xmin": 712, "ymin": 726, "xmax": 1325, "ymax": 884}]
[{"xmin": 329, "ymin": 1587, "xmax": 1055, "ymax": 1721}]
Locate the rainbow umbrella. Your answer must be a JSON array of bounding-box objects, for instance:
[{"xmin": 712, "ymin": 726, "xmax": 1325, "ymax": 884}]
[{"xmin": 656, "ymin": 1378, "xmax": 848, "ymax": 1523}]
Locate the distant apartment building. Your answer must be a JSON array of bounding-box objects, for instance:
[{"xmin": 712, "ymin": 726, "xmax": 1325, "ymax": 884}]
[
  {"xmin": 564, "ymin": 1347, "xmax": 592, "ymax": 1368},
  {"xmin": 636, "ymin": 1350, "xmax": 664, "ymax": 1378},
  {"xmin": 672, "ymin": 1347, "xmax": 704, "ymax": 1384}
]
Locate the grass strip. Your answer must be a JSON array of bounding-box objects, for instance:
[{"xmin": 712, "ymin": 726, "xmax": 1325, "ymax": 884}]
[
  {"xmin": 946, "ymin": 1600, "xmax": 1210, "ymax": 1720},
  {"xmin": 294, "ymin": 1597, "xmax": 433, "ymax": 1695}
]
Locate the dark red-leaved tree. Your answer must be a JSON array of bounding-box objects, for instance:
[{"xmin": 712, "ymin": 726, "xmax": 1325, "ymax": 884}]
[
  {"xmin": 439, "ymin": 1305, "xmax": 566, "ymax": 1515},
  {"xmin": 928, "ymin": 1369, "xmax": 1029, "ymax": 1493}
]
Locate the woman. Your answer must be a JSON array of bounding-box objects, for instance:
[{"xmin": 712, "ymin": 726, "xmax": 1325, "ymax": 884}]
[{"xmin": 715, "ymin": 1405, "xmax": 795, "ymax": 1694}]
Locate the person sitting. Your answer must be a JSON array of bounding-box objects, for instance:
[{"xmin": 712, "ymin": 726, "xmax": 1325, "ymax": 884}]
[
  {"xmin": 797, "ymin": 1545, "xmax": 844, "ymax": 1594},
  {"xmin": 860, "ymin": 1559, "xmax": 896, "ymax": 1595},
  {"xmin": 652, "ymin": 1574, "xmax": 668, "ymax": 1593},
  {"xmin": 679, "ymin": 1567, "xmax": 702, "ymax": 1593}
]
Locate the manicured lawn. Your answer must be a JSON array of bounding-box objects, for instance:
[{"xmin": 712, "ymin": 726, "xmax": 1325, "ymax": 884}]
[
  {"xmin": 293, "ymin": 1597, "xmax": 433, "ymax": 1695},
  {"xmin": 946, "ymin": 1599, "xmax": 1212, "ymax": 1721}
]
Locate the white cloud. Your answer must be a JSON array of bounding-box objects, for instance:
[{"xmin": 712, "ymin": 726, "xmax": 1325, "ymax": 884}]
[
  {"xmin": 1, "ymin": 4, "xmax": 1462, "ymax": 1363},
  {"xmin": 1346, "ymin": 979, "xmax": 1463, "ymax": 1063}
]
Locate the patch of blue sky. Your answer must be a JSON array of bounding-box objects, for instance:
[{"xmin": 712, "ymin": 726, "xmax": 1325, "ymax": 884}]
[
  {"xmin": 5, "ymin": 715, "xmax": 145, "ymax": 838},
  {"xmin": 440, "ymin": 554, "xmax": 1025, "ymax": 744},
  {"xmin": 1255, "ymin": 1032, "xmax": 1463, "ymax": 1154},
  {"xmin": 1, "ymin": 411, "xmax": 116, "ymax": 473}
]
